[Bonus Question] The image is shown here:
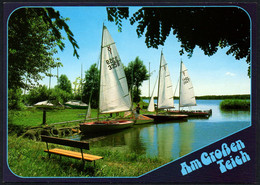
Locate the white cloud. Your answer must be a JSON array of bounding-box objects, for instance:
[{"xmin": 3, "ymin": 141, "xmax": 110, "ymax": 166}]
[{"xmin": 225, "ymin": 72, "xmax": 236, "ymax": 76}]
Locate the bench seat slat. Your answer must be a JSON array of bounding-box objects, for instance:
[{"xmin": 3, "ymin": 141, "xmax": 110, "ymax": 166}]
[
  {"xmin": 52, "ymin": 148, "xmax": 103, "ymax": 160},
  {"xmin": 42, "ymin": 135, "xmax": 89, "ymax": 150},
  {"xmin": 44, "ymin": 148, "xmax": 103, "ymax": 162}
]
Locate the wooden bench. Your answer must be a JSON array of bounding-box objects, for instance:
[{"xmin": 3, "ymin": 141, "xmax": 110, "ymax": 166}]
[{"xmin": 41, "ymin": 135, "xmax": 103, "ymax": 167}]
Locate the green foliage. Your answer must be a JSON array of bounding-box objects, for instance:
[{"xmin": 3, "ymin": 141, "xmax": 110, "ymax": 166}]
[
  {"xmin": 82, "ymin": 64, "xmax": 99, "ymax": 108},
  {"xmin": 107, "ymin": 7, "xmax": 250, "ymax": 77},
  {"xmin": 8, "ymin": 88, "xmax": 25, "ymax": 110},
  {"xmin": 49, "ymin": 87, "xmax": 73, "ymax": 104},
  {"xmin": 125, "ymin": 57, "xmax": 149, "ymax": 103},
  {"xmin": 8, "ymin": 7, "xmax": 79, "ymax": 91},
  {"xmin": 24, "ymin": 85, "xmax": 73, "ymax": 106},
  {"xmin": 132, "ymin": 86, "xmax": 141, "ymax": 103},
  {"xmin": 220, "ymin": 99, "xmax": 250, "ymax": 110},
  {"xmin": 57, "ymin": 74, "xmax": 72, "ymax": 93},
  {"xmin": 8, "ymin": 109, "xmax": 88, "ymax": 128},
  {"xmin": 107, "ymin": 7, "xmax": 129, "ymax": 32},
  {"xmin": 196, "ymin": 94, "xmax": 250, "ymax": 100},
  {"xmin": 8, "ymin": 134, "xmax": 168, "ymax": 177},
  {"xmin": 72, "ymin": 76, "xmax": 82, "ymax": 96},
  {"xmin": 25, "ymin": 85, "xmax": 50, "ymax": 105}
]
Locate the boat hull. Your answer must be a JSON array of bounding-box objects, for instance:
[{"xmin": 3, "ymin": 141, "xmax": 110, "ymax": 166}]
[
  {"xmin": 143, "ymin": 114, "xmax": 188, "ymax": 123},
  {"xmin": 64, "ymin": 104, "xmax": 88, "ymax": 109},
  {"xmin": 168, "ymin": 110, "xmax": 212, "ymax": 118},
  {"xmin": 79, "ymin": 120, "xmax": 134, "ymax": 134}
]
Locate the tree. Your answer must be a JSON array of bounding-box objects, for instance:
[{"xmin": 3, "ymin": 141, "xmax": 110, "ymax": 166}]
[
  {"xmin": 8, "ymin": 8, "xmax": 79, "ymax": 91},
  {"xmin": 25, "ymin": 85, "xmax": 73, "ymax": 105},
  {"xmin": 82, "ymin": 64, "xmax": 99, "ymax": 108},
  {"xmin": 56, "ymin": 74, "xmax": 72, "ymax": 94},
  {"xmin": 125, "ymin": 57, "xmax": 149, "ymax": 102},
  {"xmin": 107, "ymin": 7, "xmax": 251, "ymax": 77}
]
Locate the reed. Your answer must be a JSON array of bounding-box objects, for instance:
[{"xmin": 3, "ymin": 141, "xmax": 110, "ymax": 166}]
[{"xmin": 220, "ymin": 99, "xmax": 250, "ymax": 110}]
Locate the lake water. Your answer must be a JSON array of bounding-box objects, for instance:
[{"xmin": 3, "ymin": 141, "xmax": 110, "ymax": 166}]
[{"xmin": 72, "ymin": 100, "xmax": 251, "ymax": 160}]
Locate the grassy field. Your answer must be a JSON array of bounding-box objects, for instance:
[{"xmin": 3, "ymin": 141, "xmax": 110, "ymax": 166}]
[
  {"xmin": 8, "ymin": 133, "xmax": 169, "ymax": 177},
  {"xmin": 7, "ymin": 107, "xmax": 170, "ymax": 177},
  {"xmin": 220, "ymin": 99, "xmax": 250, "ymax": 110}
]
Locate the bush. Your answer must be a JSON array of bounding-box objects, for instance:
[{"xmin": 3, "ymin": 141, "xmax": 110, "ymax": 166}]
[
  {"xmin": 8, "ymin": 88, "xmax": 26, "ymax": 110},
  {"xmin": 220, "ymin": 99, "xmax": 250, "ymax": 110},
  {"xmin": 24, "ymin": 85, "xmax": 50, "ymax": 105},
  {"xmin": 25, "ymin": 85, "xmax": 73, "ymax": 106},
  {"xmin": 49, "ymin": 87, "xmax": 73, "ymax": 104}
]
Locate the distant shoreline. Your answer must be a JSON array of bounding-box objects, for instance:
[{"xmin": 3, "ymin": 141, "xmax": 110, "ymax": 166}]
[{"xmin": 142, "ymin": 94, "xmax": 250, "ymax": 100}]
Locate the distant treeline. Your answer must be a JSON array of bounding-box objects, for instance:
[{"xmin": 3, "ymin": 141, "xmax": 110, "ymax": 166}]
[{"xmin": 142, "ymin": 94, "xmax": 250, "ymax": 100}]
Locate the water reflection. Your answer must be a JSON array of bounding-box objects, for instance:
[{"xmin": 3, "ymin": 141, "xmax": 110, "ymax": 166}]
[
  {"xmin": 220, "ymin": 109, "xmax": 250, "ymax": 121},
  {"xmin": 75, "ymin": 100, "xmax": 250, "ymax": 160},
  {"xmin": 157, "ymin": 124, "xmax": 175, "ymax": 159},
  {"xmin": 179, "ymin": 122, "xmax": 195, "ymax": 157}
]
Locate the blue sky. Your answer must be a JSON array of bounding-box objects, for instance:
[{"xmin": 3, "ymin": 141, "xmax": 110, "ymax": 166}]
[{"xmin": 40, "ymin": 6, "xmax": 251, "ymax": 96}]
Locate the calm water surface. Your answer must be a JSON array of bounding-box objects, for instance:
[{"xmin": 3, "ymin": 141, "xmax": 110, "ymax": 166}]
[{"xmin": 72, "ymin": 100, "xmax": 250, "ymax": 160}]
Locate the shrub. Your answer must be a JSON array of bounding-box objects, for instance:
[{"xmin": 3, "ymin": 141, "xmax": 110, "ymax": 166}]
[
  {"xmin": 25, "ymin": 85, "xmax": 73, "ymax": 106},
  {"xmin": 25, "ymin": 85, "xmax": 50, "ymax": 105},
  {"xmin": 220, "ymin": 99, "xmax": 250, "ymax": 110},
  {"xmin": 8, "ymin": 88, "xmax": 26, "ymax": 110}
]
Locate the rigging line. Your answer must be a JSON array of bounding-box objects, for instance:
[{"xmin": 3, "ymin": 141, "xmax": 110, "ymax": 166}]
[
  {"xmin": 102, "ymin": 42, "xmax": 116, "ymax": 48},
  {"xmin": 84, "ymin": 52, "xmax": 100, "ymax": 122},
  {"xmin": 174, "ymin": 77, "xmax": 180, "ymax": 97},
  {"xmin": 150, "ymin": 74, "xmax": 159, "ymax": 99}
]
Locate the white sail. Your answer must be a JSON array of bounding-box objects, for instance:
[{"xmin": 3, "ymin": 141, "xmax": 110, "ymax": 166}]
[
  {"xmin": 147, "ymin": 75, "xmax": 158, "ymax": 112},
  {"xmin": 99, "ymin": 25, "xmax": 132, "ymax": 114},
  {"xmin": 147, "ymin": 96, "xmax": 155, "ymax": 112},
  {"xmin": 179, "ymin": 61, "xmax": 196, "ymax": 107},
  {"xmin": 158, "ymin": 52, "xmax": 174, "ymax": 109},
  {"xmin": 86, "ymin": 103, "xmax": 91, "ymax": 118}
]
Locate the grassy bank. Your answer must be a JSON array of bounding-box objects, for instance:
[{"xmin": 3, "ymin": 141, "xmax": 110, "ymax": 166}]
[
  {"xmin": 7, "ymin": 106, "xmax": 171, "ymax": 177},
  {"xmin": 220, "ymin": 99, "xmax": 250, "ymax": 110},
  {"xmin": 8, "ymin": 134, "xmax": 169, "ymax": 177}
]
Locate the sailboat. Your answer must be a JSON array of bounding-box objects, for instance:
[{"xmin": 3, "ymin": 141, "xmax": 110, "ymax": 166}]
[
  {"xmin": 168, "ymin": 61, "xmax": 212, "ymax": 117},
  {"xmin": 144, "ymin": 51, "xmax": 188, "ymax": 122},
  {"xmin": 79, "ymin": 25, "xmax": 134, "ymax": 134}
]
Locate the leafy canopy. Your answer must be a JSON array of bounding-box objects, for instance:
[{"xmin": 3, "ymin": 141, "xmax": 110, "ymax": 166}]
[
  {"xmin": 8, "ymin": 8, "xmax": 79, "ymax": 90},
  {"xmin": 56, "ymin": 74, "xmax": 72, "ymax": 94},
  {"xmin": 107, "ymin": 7, "xmax": 250, "ymax": 77},
  {"xmin": 82, "ymin": 64, "xmax": 100, "ymax": 108},
  {"xmin": 125, "ymin": 57, "xmax": 149, "ymax": 102}
]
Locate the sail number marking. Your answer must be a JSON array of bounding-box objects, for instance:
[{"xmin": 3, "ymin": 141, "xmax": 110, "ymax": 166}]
[
  {"xmin": 183, "ymin": 77, "xmax": 190, "ymax": 85},
  {"xmin": 106, "ymin": 56, "xmax": 121, "ymax": 70}
]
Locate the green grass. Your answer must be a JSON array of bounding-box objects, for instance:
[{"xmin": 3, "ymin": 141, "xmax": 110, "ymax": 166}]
[
  {"xmin": 8, "ymin": 108, "xmax": 89, "ymax": 127},
  {"xmin": 7, "ymin": 106, "xmax": 171, "ymax": 177},
  {"xmin": 220, "ymin": 99, "xmax": 250, "ymax": 110},
  {"xmin": 8, "ymin": 134, "xmax": 169, "ymax": 177}
]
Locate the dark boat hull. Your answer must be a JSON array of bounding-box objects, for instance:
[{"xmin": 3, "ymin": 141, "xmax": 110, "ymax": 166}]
[
  {"xmin": 143, "ymin": 114, "xmax": 188, "ymax": 123},
  {"xmin": 79, "ymin": 120, "xmax": 134, "ymax": 134},
  {"xmin": 168, "ymin": 110, "xmax": 212, "ymax": 118}
]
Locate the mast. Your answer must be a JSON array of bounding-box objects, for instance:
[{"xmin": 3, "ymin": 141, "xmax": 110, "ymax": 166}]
[
  {"xmin": 149, "ymin": 62, "xmax": 150, "ymax": 97},
  {"xmin": 157, "ymin": 50, "xmax": 163, "ymax": 114},
  {"xmin": 179, "ymin": 60, "xmax": 182, "ymax": 111},
  {"xmin": 98, "ymin": 23, "xmax": 105, "ymax": 120},
  {"xmin": 49, "ymin": 68, "xmax": 51, "ymax": 90},
  {"xmin": 81, "ymin": 64, "xmax": 83, "ymax": 103}
]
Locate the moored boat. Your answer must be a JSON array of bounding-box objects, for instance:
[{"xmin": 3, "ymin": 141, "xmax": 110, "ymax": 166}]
[
  {"xmin": 143, "ymin": 114, "xmax": 188, "ymax": 122},
  {"xmin": 79, "ymin": 25, "xmax": 134, "ymax": 134},
  {"xmin": 65, "ymin": 100, "xmax": 88, "ymax": 109},
  {"xmin": 168, "ymin": 61, "xmax": 212, "ymax": 118},
  {"xmin": 80, "ymin": 120, "xmax": 134, "ymax": 133},
  {"xmin": 168, "ymin": 109, "xmax": 212, "ymax": 117},
  {"xmin": 145, "ymin": 50, "xmax": 188, "ymax": 123}
]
